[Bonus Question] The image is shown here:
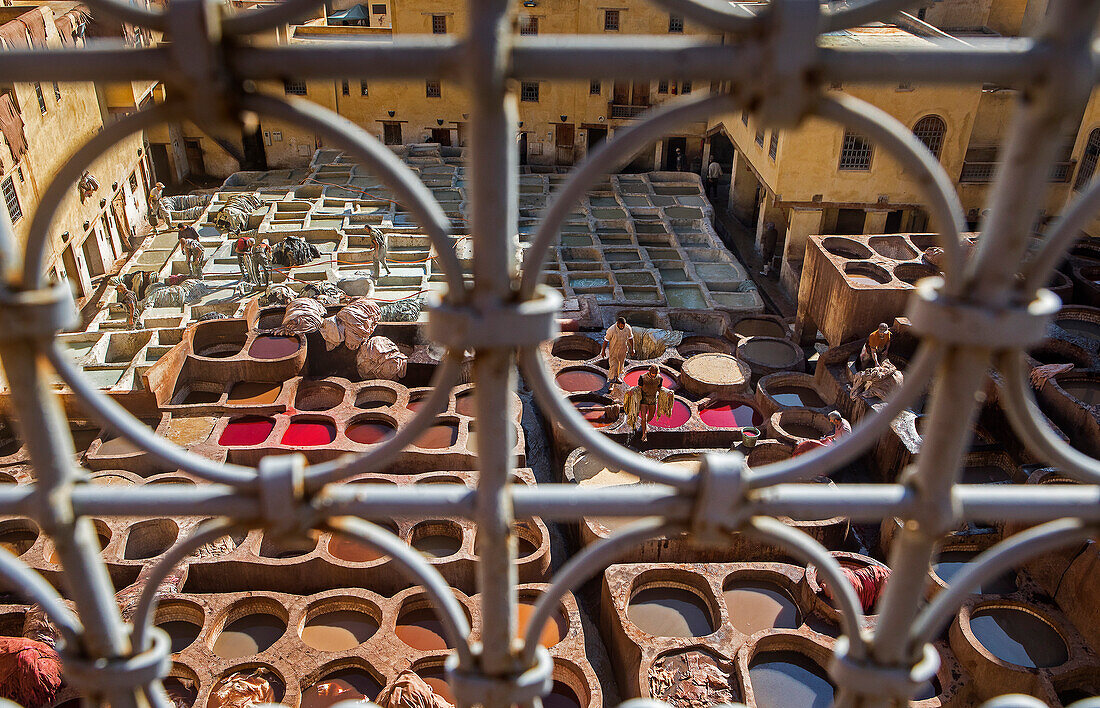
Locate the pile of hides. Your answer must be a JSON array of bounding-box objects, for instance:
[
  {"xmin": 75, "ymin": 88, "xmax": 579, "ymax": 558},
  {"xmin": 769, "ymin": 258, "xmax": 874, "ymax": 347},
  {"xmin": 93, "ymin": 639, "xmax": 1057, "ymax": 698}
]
[
  {"xmin": 274, "ymin": 297, "xmax": 327, "ymax": 336},
  {"xmin": 623, "ymin": 386, "xmax": 674, "ymax": 427},
  {"xmin": 301, "ymin": 281, "xmax": 343, "ymax": 305},
  {"xmin": 259, "ymin": 284, "xmax": 295, "ymax": 307},
  {"xmin": 115, "ymin": 564, "xmax": 188, "ymax": 623},
  {"xmin": 140, "ymin": 280, "xmax": 218, "ymax": 310},
  {"xmin": 822, "ymin": 565, "xmax": 891, "ymax": 613},
  {"xmin": 272, "ymin": 235, "xmax": 321, "ymax": 267},
  {"xmin": 379, "ymin": 297, "xmax": 423, "ymax": 323},
  {"xmin": 849, "ymin": 359, "xmax": 904, "ymax": 401},
  {"xmin": 356, "ymin": 336, "xmax": 408, "ymax": 381},
  {"xmin": 197, "ymin": 311, "xmax": 228, "ymax": 321},
  {"xmin": 632, "ymin": 327, "xmax": 683, "ymax": 360},
  {"xmin": 376, "ymin": 670, "xmax": 454, "ymax": 708},
  {"xmin": 121, "ymin": 270, "xmax": 160, "ymax": 300},
  {"xmin": 0, "ymin": 637, "xmax": 62, "ymax": 707},
  {"xmin": 164, "ymin": 194, "xmax": 211, "ymax": 222},
  {"xmin": 207, "ymin": 668, "xmax": 279, "ymax": 708},
  {"xmin": 648, "ymin": 650, "xmax": 737, "ymax": 708},
  {"xmin": 320, "ymin": 297, "xmax": 381, "ymax": 351},
  {"xmin": 212, "ymin": 193, "xmax": 262, "ymax": 234}
]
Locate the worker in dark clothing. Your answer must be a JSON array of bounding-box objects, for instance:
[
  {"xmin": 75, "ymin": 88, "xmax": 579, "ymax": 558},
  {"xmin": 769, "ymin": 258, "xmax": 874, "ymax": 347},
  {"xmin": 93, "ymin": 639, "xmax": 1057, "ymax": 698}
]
[{"xmin": 760, "ymin": 221, "xmax": 779, "ymax": 276}]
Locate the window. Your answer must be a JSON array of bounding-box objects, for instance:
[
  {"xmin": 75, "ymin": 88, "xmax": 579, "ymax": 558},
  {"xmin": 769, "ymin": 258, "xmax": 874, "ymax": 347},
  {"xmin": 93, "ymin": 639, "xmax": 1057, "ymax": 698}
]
[
  {"xmin": 1074, "ymin": 128, "xmax": 1100, "ymax": 191},
  {"xmin": 52, "ymin": 82, "xmax": 61, "ymax": 101},
  {"xmin": 681, "ymin": 81, "xmax": 692, "ymax": 94},
  {"xmin": 839, "ymin": 130, "xmax": 873, "ymax": 170},
  {"xmin": 431, "ymin": 15, "xmax": 447, "ymax": 34},
  {"xmin": 382, "ymin": 122, "xmax": 402, "ymax": 145},
  {"xmin": 129, "ymin": 173, "xmax": 138, "ymax": 192},
  {"xmin": 283, "ymin": 79, "xmax": 307, "ymax": 95},
  {"xmin": 34, "ymin": 83, "xmax": 46, "ymax": 114},
  {"xmin": 912, "ymin": 115, "xmax": 946, "ymax": 160},
  {"xmin": 372, "ymin": 3, "xmax": 385, "ymax": 13},
  {"xmin": 755, "ymin": 129, "xmax": 765, "ymax": 147},
  {"xmin": 360, "ymin": 81, "xmax": 369, "ymax": 97},
  {"xmin": 604, "ymin": 9, "xmax": 619, "ymax": 31},
  {"xmin": 426, "ymin": 80, "xmax": 441, "ymax": 98},
  {"xmin": 658, "ymin": 80, "xmax": 668, "ymax": 94},
  {"xmin": 2, "ymin": 177, "xmax": 21, "ymax": 223},
  {"xmin": 341, "ymin": 79, "xmax": 349, "ymax": 96},
  {"xmin": 741, "ymin": 110, "xmax": 749, "ymax": 125},
  {"xmin": 520, "ymin": 81, "xmax": 539, "ymax": 102},
  {"xmin": 668, "ymin": 14, "xmax": 683, "ymax": 32},
  {"xmin": 769, "ymin": 130, "xmax": 779, "ymax": 160},
  {"xmin": 589, "ymin": 80, "xmax": 601, "ymax": 96},
  {"xmin": 520, "ymin": 15, "xmax": 538, "ymax": 35}
]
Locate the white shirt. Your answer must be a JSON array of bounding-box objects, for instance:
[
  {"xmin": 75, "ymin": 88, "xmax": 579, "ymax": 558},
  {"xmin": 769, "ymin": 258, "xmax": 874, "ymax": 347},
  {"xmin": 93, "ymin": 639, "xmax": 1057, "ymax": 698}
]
[{"xmin": 707, "ymin": 162, "xmax": 722, "ymax": 178}]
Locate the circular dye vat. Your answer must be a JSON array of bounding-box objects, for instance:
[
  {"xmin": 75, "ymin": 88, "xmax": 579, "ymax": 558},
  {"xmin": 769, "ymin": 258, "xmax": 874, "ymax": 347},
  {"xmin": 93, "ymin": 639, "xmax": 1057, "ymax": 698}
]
[
  {"xmin": 627, "ymin": 586, "xmax": 714, "ymax": 638},
  {"xmin": 573, "ymin": 400, "xmax": 615, "ymax": 428},
  {"xmin": 346, "ymin": 420, "xmax": 396, "ymax": 445},
  {"xmin": 412, "ymin": 532, "xmax": 462, "ymax": 559},
  {"xmin": 227, "ymin": 381, "xmax": 282, "ymax": 405},
  {"xmin": 517, "ymin": 602, "xmax": 566, "ymax": 648},
  {"xmin": 301, "ymin": 669, "xmax": 382, "ymax": 708},
  {"xmin": 247, "ymin": 335, "xmax": 300, "ymax": 360},
  {"xmin": 646, "ymin": 400, "xmax": 691, "ymax": 429},
  {"xmin": 542, "ymin": 682, "xmax": 583, "ymax": 708},
  {"xmin": 722, "ymin": 581, "xmax": 801, "ymax": 635},
  {"xmin": 327, "ymin": 534, "xmax": 387, "ymax": 563},
  {"xmin": 355, "ymin": 388, "xmax": 397, "ymax": 409},
  {"xmin": 301, "ymin": 610, "xmax": 378, "ymax": 651},
  {"xmin": 97, "ymin": 435, "xmax": 142, "ymax": 457},
  {"xmin": 406, "ymin": 395, "xmax": 427, "ymax": 411},
  {"xmin": 623, "ymin": 368, "xmax": 677, "ymax": 390},
  {"xmin": 933, "ymin": 551, "xmax": 1017, "ymax": 594},
  {"xmin": 0, "ymin": 527, "xmax": 36, "ymax": 556},
  {"xmin": 783, "ymin": 422, "xmax": 827, "ymax": 440},
  {"xmin": 180, "ymin": 389, "xmax": 220, "ymax": 405},
  {"xmin": 212, "ymin": 613, "xmax": 286, "ymax": 658},
  {"xmin": 555, "ymin": 369, "xmax": 607, "ymax": 393},
  {"xmin": 969, "ymin": 606, "xmax": 1067, "ymax": 668},
  {"xmin": 749, "ymin": 651, "xmax": 834, "ymax": 708},
  {"xmin": 48, "ymin": 531, "xmax": 110, "ymax": 565},
  {"xmin": 396, "ymin": 607, "xmax": 451, "ymax": 651},
  {"xmin": 281, "ymin": 420, "xmax": 337, "ymax": 446},
  {"xmin": 733, "ymin": 318, "xmax": 786, "ymax": 338},
  {"xmin": 158, "ymin": 619, "xmax": 200, "ymax": 654},
  {"xmin": 455, "ymin": 391, "xmax": 477, "ymax": 416},
  {"xmin": 413, "ymin": 423, "xmax": 459, "ymax": 449},
  {"xmin": 740, "ymin": 339, "xmax": 801, "ymax": 368},
  {"xmin": 1062, "ymin": 381, "xmax": 1100, "ymax": 406},
  {"xmin": 699, "ymin": 403, "xmax": 763, "ymax": 428},
  {"xmin": 416, "ymin": 667, "xmax": 455, "ymax": 705},
  {"xmin": 218, "ymin": 416, "xmax": 275, "ymax": 446},
  {"xmin": 770, "ymin": 386, "xmax": 826, "ymax": 408}
]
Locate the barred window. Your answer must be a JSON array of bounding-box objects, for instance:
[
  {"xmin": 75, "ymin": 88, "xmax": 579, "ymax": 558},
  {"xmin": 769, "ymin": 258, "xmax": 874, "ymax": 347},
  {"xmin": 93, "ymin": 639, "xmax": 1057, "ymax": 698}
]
[
  {"xmin": 668, "ymin": 14, "xmax": 683, "ymax": 32},
  {"xmin": 604, "ymin": 9, "xmax": 619, "ymax": 31},
  {"xmin": 283, "ymin": 79, "xmax": 307, "ymax": 95},
  {"xmin": 520, "ymin": 16, "xmax": 538, "ymax": 35},
  {"xmin": 755, "ymin": 129, "xmax": 765, "ymax": 147},
  {"xmin": 658, "ymin": 80, "xmax": 668, "ymax": 94},
  {"xmin": 681, "ymin": 80, "xmax": 692, "ymax": 94},
  {"xmin": 589, "ymin": 80, "xmax": 601, "ymax": 95},
  {"xmin": 839, "ymin": 130, "xmax": 873, "ymax": 170},
  {"xmin": 52, "ymin": 81, "xmax": 61, "ymax": 101},
  {"xmin": 341, "ymin": 79, "xmax": 349, "ymax": 96},
  {"xmin": 431, "ymin": 15, "xmax": 447, "ymax": 34},
  {"xmin": 912, "ymin": 115, "xmax": 946, "ymax": 160},
  {"xmin": 769, "ymin": 130, "xmax": 779, "ymax": 160},
  {"xmin": 35, "ymin": 83, "xmax": 46, "ymax": 114},
  {"xmin": 2, "ymin": 177, "xmax": 21, "ymax": 223},
  {"xmin": 426, "ymin": 80, "xmax": 441, "ymax": 98},
  {"xmin": 520, "ymin": 81, "xmax": 539, "ymax": 102},
  {"xmin": 1074, "ymin": 128, "xmax": 1100, "ymax": 191},
  {"xmin": 371, "ymin": 3, "xmax": 385, "ymax": 13},
  {"xmin": 361, "ymin": 81, "xmax": 369, "ymax": 96}
]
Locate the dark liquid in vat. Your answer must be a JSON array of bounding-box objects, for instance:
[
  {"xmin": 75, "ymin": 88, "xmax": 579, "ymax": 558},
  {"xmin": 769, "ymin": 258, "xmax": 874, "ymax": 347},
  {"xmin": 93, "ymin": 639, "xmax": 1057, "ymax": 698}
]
[
  {"xmin": 722, "ymin": 581, "xmax": 801, "ymax": 635},
  {"xmin": 346, "ymin": 421, "xmax": 396, "ymax": 444},
  {"xmin": 627, "ymin": 586, "xmax": 713, "ymax": 637},
  {"xmin": 248, "ymin": 335, "xmax": 300, "ymax": 359}
]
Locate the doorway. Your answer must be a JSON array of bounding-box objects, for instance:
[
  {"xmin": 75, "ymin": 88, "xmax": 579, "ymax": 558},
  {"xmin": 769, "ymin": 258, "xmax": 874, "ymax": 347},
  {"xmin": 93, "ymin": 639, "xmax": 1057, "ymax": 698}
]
[
  {"xmin": 149, "ymin": 143, "xmax": 173, "ymax": 186},
  {"xmin": 834, "ymin": 208, "xmax": 867, "ymax": 235},
  {"xmin": 884, "ymin": 210, "xmax": 903, "ymax": 233},
  {"xmin": 555, "ymin": 124, "xmax": 575, "ymax": 166},
  {"xmin": 81, "ymin": 235, "xmax": 105, "ymax": 278},
  {"xmin": 664, "ymin": 136, "xmax": 687, "ymax": 170},
  {"xmin": 586, "ymin": 127, "xmax": 608, "ymax": 152},
  {"xmin": 184, "ymin": 139, "xmax": 206, "ymax": 177},
  {"xmin": 518, "ymin": 132, "xmax": 528, "ymax": 166},
  {"xmin": 430, "ymin": 128, "xmax": 452, "ymax": 146},
  {"xmin": 62, "ymin": 246, "xmax": 84, "ymax": 299},
  {"xmin": 382, "ymin": 122, "xmax": 402, "ymax": 145}
]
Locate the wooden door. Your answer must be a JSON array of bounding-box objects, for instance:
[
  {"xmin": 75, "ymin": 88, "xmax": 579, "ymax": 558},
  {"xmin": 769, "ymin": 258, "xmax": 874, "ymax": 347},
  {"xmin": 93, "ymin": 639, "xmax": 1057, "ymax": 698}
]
[{"xmin": 555, "ymin": 124, "xmax": 575, "ymax": 166}]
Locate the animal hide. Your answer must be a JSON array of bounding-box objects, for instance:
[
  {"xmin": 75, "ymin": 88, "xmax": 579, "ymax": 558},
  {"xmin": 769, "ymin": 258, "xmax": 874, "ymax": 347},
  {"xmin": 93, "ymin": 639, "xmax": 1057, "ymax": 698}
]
[
  {"xmin": 376, "ymin": 670, "xmax": 454, "ymax": 708},
  {"xmin": 849, "ymin": 359, "xmax": 904, "ymax": 401}
]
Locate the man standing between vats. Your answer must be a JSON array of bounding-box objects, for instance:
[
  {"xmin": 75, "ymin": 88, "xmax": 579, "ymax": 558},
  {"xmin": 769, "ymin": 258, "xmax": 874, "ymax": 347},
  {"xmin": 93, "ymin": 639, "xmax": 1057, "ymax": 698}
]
[
  {"xmin": 370, "ymin": 227, "xmax": 391, "ymax": 278},
  {"xmin": 234, "ymin": 233, "xmax": 257, "ymax": 284},
  {"xmin": 636, "ymin": 364, "xmax": 665, "ymax": 443},
  {"xmin": 148, "ymin": 182, "xmax": 173, "ymax": 233},
  {"xmin": 601, "ymin": 317, "xmax": 633, "ymax": 384},
  {"xmin": 705, "ymin": 160, "xmax": 722, "ymax": 200},
  {"xmin": 674, "ymin": 147, "xmax": 684, "ymax": 172},
  {"xmin": 860, "ymin": 322, "xmax": 892, "ymax": 369},
  {"xmin": 760, "ymin": 221, "xmax": 779, "ymax": 276},
  {"xmin": 113, "ymin": 280, "xmax": 138, "ymax": 329},
  {"xmin": 253, "ymin": 238, "xmax": 273, "ymax": 286},
  {"xmin": 178, "ymin": 227, "xmax": 205, "ymax": 276}
]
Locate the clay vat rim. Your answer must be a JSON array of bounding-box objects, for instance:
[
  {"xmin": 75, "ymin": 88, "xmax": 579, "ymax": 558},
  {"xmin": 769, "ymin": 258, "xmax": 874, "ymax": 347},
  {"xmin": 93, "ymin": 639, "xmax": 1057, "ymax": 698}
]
[
  {"xmin": 145, "ymin": 475, "xmax": 198, "ymax": 486},
  {"xmin": 408, "ymin": 519, "xmax": 466, "ymax": 561},
  {"xmin": 300, "ymin": 658, "xmax": 386, "ymax": 697},
  {"xmin": 293, "ymin": 379, "xmax": 346, "ymax": 412},
  {"xmin": 89, "ymin": 470, "xmax": 142, "ymax": 486},
  {"xmin": 122, "ymin": 517, "xmax": 180, "ymax": 560},
  {"xmin": 298, "ymin": 597, "xmax": 382, "ymax": 651},
  {"xmin": 0, "ymin": 518, "xmax": 39, "ymax": 557},
  {"xmin": 736, "ymin": 336, "xmax": 804, "ymax": 369},
  {"xmin": 474, "ymin": 520, "xmax": 546, "ymax": 563},
  {"xmin": 546, "ymin": 658, "xmax": 592, "ymax": 708},
  {"xmin": 843, "ymin": 260, "xmax": 893, "ymax": 285},
  {"xmin": 254, "ymin": 528, "xmax": 321, "ymax": 561},
  {"xmin": 625, "ymin": 569, "xmax": 721, "ymax": 639},
  {"xmin": 958, "ymin": 600, "xmax": 1071, "ymax": 671}
]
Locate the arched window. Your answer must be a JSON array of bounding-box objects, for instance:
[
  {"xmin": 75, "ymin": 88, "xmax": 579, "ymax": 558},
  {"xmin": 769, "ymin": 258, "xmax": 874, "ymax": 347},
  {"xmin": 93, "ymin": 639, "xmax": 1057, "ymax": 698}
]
[
  {"xmin": 912, "ymin": 115, "xmax": 946, "ymax": 159},
  {"xmin": 1074, "ymin": 128, "xmax": 1100, "ymax": 191}
]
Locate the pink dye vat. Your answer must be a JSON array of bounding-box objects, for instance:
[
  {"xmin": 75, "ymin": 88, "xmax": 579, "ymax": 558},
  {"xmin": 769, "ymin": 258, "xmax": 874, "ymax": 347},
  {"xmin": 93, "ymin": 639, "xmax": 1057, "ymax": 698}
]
[
  {"xmin": 219, "ymin": 416, "xmax": 275, "ymax": 446},
  {"xmin": 555, "ymin": 370, "xmax": 607, "ymax": 393},
  {"xmin": 248, "ymin": 335, "xmax": 300, "ymax": 359},
  {"xmin": 455, "ymin": 392, "xmax": 476, "ymax": 416},
  {"xmin": 282, "ymin": 420, "xmax": 337, "ymax": 446},
  {"xmin": 346, "ymin": 421, "xmax": 397, "ymax": 445},
  {"xmin": 624, "ymin": 368, "xmax": 678, "ymax": 390},
  {"xmin": 407, "ymin": 397, "xmax": 426, "ymax": 412},
  {"xmin": 647, "ymin": 400, "xmax": 691, "ymax": 429},
  {"xmin": 700, "ymin": 403, "xmax": 764, "ymax": 428}
]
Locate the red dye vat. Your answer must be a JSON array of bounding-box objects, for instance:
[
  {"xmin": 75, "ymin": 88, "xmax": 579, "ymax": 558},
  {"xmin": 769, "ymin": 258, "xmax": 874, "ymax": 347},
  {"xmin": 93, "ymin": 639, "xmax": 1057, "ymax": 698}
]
[
  {"xmin": 700, "ymin": 403, "xmax": 764, "ymax": 428},
  {"xmin": 574, "ymin": 400, "xmax": 613, "ymax": 428},
  {"xmin": 414, "ymin": 424, "xmax": 458, "ymax": 449},
  {"xmin": 648, "ymin": 400, "xmax": 691, "ymax": 429},
  {"xmin": 555, "ymin": 370, "xmax": 607, "ymax": 393},
  {"xmin": 218, "ymin": 416, "xmax": 275, "ymax": 446},
  {"xmin": 406, "ymin": 397, "xmax": 426, "ymax": 412},
  {"xmin": 455, "ymin": 392, "xmax": 476, "ymax": 416},
  {"xmin": 624, "ymin": 368, "xmax": 678, "ymax": 390},
  {"xmin": 281, "ymin": 420, "xmax": 337, "ymax": 446},
  {"xmin": 248, "ymin": 335, "xmax": 300, "ymax": 360},
  {"xmin": 346, "ymin": 421, "xmax": 396, "ymax": 445}
]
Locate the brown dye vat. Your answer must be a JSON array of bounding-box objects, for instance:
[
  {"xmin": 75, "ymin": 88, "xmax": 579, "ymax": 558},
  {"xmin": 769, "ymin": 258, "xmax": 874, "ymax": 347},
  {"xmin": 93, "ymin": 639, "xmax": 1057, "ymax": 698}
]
[
  {"xmin": 733, "ymin": 318, "xmax": 786, "ymax": 338},
  {"xmin": 98, "ymin": 435, "xmax": 142, "ymax": 456},
  {"xmin": 627, "ymin": 587, "xmax": 714, "ymax": 638},
  {"xmin": 416, "ymin": 667, "xmax": 456, "ymax": 705},
  {"xmin": 328, "ymin": 534, "xmax": 387, "ymax": 562},
  {"xmin": 749, "ymin": 651, "xmax": 834, "ymax": 708},
  {"xmin": 722, "ymin": 581, "xmax": 801, "ymax": 634},
  {"xmin": 396, "ymin": 608, "xmax": 451, "ymax": 651},
  {"xmin": 543, "ymin": 681, "xmax": 583, "ymax": 708},
  {"xmin": 1063, "ymin": 381, "xmax": 1100, "ymax": 405},
  {"xmin": 181, "ymin": 390, "xmax": 221, "ymax": 405},
  {"xmin": 770, "ymin": 386, "xmax": 826, "ymax": 408},
  {"xmin": 0, "ymin": 528, "xmax": 36, "ymax": 556},
  {"xmin": 969, "ymin": 607, "xmax": 1067, "ymax": 668},
  {"xmin": 159, "ymin": 619, "xmax": 201, "ymax": 654},
  {"xmin": 413, "ymin": 533, "xmax": 461, "ymax": 559},
  {"xmin": 555, "ymin": 370, "xmax": 607, "ymax": 393},
  {"xmin": 70, "ymin": 428, "xmax": 100, "ymax": 452},
  {"xmin": 1057, "ymin": 318, "xmax": 1100, "ymax": 341},
  {"xmin": 227, "ymin": 381, "xmax": 282, "ymax": 405},
  {"xmin": 212, "ymin": 613, "xmax": 286, "ymax": 658},
  {"xmin": 248, "ymin": 335, "xmax": 300, "ymax": 359},
  {"xmin": 455, "ymin": 391, "xmax": 476, "ymax": 416},
  {"xmin": 784, "ymin": 423, "xmax": 825, "ymax": 439},
  {"xmin": 167, "ymin": 417, "xmax": 217, "ymax": 445},
  {"xmin": 301, "ymin": 610, "xmax": 378, "ymax": 651},
  {"xmin": 413, "ymin": 423, "xmax": 458, "ymax": 449},
  {"xmin": 517, "ymin": 602, "xmax": 566, "ymax": 648},
  {"xmin": 345, "ymin": 421, "xmax": 396, "ymax": 445}
]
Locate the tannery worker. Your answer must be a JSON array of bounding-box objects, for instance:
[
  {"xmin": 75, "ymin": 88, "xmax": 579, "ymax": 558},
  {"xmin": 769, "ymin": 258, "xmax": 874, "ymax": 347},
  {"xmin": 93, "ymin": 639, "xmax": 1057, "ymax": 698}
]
[
  {"xmin": 253, "ymin": 238, "xmax": 273, "ymax": 287},
  {"xmin": 822, "ymin": 410, "xmax": 851, "ymax": 444},
  {"xmin": 148, "ymin": 181, "xmax": 172, "ymax": 232},
  {"xmin": 370, "ymin": 226, "xmax": 391, "ymax": 277},
  {"xmin": 601, "ymin": 316, "xmax": 633, "ymax": 384},
  {"xmin": 860, "ymin": 322, "xmax": 892, "ymax": 369},
  {"xmin": 234, "ymin": 234, "xmax": 257, "ymax": 283},
  {"xmin": 636, "ymin": 365, "xmax": 664, "ymax": 443},
  {"xmin": 178, "ymin": 228, "xmax": 205, "ymax": 276},
  {"xmin": 113, "ymin": 280, "xmax": 138, "ymax": 329}
]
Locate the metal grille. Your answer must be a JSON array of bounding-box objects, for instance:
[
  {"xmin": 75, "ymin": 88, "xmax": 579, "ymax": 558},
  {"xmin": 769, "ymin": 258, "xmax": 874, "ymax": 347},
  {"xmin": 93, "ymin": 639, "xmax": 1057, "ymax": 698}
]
[
  {"xmin": 0, "ymin": 0, "xmax": 1099, "ymax": 707},
  {"xmin": 432, "ymin": 14, "xmax": 448, "ymax": 34},
  {"xmin": 520, "ymin": 15, "xmax": 538, "ymax": 36},
  {"xmin": 1074, "ymin": 127, "xmax": 1100, "ymax": 191},
  {"xmin": 912, "ymin": 114, "xmax": 946, "ymax": 160},
  {"xmin": 838, "ymin": 129, "xmax": 873, "ymax": 170},
  {"xmin": 1, "ymin": 176, "xmax": 21, "ymax": 223},
  {"xmin": 283, "ymin": 79, "xmax": 307, "ymax": 96},
  {"xmin": 769, "ymin": 129, "xmax": 779, "ymax": 160},
  {"xmin": 520, "ymin": 81, "xmax": 539, "ymax": 102}
]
